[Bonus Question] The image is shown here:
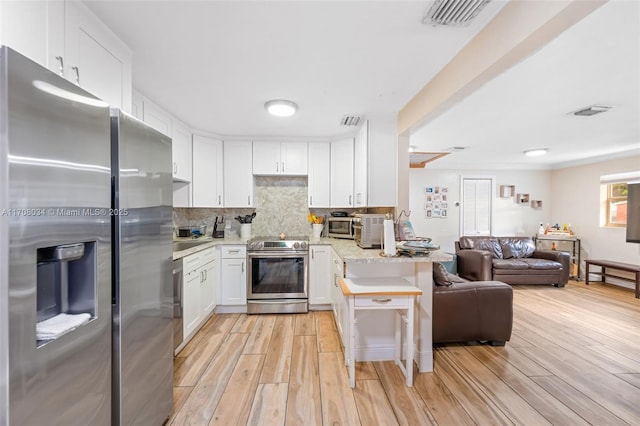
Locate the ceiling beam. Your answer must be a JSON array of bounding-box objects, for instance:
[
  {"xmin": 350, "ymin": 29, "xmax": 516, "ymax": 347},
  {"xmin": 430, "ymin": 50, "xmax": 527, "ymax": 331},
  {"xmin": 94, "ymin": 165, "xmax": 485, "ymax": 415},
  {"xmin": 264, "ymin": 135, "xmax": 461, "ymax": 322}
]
[{"xmin": 398, "ymin": 0, "xmax": 608, "ymax": 136}]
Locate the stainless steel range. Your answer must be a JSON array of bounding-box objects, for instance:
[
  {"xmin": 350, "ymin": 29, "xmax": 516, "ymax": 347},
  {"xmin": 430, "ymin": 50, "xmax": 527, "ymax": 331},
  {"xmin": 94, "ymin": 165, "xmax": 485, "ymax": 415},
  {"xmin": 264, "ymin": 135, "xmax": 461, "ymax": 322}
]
[{"xmin": 246, "ymin": 237, "xmax": 309, "ymax": 314}]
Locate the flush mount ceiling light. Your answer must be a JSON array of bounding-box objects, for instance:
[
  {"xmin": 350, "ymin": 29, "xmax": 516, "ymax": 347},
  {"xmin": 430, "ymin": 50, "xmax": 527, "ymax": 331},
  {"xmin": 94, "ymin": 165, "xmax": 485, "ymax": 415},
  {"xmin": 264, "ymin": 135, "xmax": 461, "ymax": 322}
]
[
  {"xmin": 571, "ymin": 105, "xmax": 612, "ymax": 116},
  {"xmin": 523, "ymin": 148, "xmax": 550, "ymax": 157},
  {"xmin": 265, "ymin": 99, "xmax": 298, "ymax": 117}
]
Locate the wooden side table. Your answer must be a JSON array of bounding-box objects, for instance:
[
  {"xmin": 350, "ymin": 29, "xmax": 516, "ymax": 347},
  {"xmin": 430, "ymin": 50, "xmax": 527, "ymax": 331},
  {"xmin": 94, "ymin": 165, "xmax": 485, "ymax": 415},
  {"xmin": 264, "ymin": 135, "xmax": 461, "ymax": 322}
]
[{"xmin": 339, "ymin": 277, "xmax": 422, "ymax": 388}]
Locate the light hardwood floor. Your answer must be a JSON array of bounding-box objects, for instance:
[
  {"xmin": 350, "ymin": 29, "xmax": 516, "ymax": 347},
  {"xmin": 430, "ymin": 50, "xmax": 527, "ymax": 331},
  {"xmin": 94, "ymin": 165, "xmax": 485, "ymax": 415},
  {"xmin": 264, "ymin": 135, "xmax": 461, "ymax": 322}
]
[{"xmin": 168, "ymin": 280, "xmax": 640, "ymax": 425}]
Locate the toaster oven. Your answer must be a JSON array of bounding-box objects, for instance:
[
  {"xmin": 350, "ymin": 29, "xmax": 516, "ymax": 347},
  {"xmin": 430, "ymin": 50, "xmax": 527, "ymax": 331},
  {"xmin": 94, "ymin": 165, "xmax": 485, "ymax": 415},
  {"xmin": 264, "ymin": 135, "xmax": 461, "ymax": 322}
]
[
  {"xmin": 353, "ymin": 214, "xmax": 386, "ymax": 249},
  {"xmin": 326, "ymin": 217, "xmax": 355, "ymax": 239}
]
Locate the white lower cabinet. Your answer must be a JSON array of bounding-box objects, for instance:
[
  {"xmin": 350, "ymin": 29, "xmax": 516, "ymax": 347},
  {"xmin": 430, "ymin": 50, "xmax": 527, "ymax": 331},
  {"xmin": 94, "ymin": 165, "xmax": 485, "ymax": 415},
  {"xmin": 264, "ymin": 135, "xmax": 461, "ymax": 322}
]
[
  {"xmin": 182, "ymin": 247, "xmax": 216, "ymax": 339},
  {"xmin": 330, "ymin": 247, "xmax": 348, "ymax": 349},
  {"xmin": 309, "ymin": 245, "xmax": 331, "ymax": 306},
  {"xmin": 220, "ymin": 245, "xmax": 247, "ymax": 305}
]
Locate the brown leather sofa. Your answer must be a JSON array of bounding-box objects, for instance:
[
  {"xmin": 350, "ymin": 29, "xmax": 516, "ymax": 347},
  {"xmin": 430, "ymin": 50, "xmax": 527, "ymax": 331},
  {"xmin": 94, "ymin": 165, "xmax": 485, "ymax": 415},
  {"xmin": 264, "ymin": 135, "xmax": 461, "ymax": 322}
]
[
  {"xmin": 455, "ymin": 236, "xmax": 570, "ymax": 287},
  {"xmin": 432, "ymin": 263, "xmax": 512, "ymax": 346}
]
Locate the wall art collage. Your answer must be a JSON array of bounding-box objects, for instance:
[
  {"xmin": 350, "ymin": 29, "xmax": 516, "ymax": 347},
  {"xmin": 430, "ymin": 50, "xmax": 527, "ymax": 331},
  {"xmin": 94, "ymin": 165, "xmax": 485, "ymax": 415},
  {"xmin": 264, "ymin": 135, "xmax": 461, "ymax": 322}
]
[{"xmin": 425, "ymin": 186, "xmax": 448, "ymax": 219}]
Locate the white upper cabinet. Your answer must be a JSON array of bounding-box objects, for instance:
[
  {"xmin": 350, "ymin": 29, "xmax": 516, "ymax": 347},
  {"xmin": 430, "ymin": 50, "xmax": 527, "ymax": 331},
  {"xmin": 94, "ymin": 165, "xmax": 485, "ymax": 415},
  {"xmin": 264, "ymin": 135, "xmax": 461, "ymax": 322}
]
[
  {"xmin": 142, "ymin": 100, "xmax": 172, "ymax": 137},
  {"xmin": 353, "ymin": 122, "xmax": 368, "ymax": 207},
  {"xmin": 330, "ymin": 138, "xmax": 354, "ymax": 208},
  {"xmin": 308, "ymin": 142, "xmax": 331, "ymax": 208},
  {"xmin": 64, "ymin": 0, "xmax": 132, "ymax": 111},
  {"xmin": 224, "ymin": 141, "xmax": 254, "ymax": 207},
  {"xmin": 0, "ymin": 0, "xmax": 132, "ymax": 112},
  {"xmin": 192, "ymin": 135, "xmax": 223, "ymax": 207},
  {"xmin": 172, "ymin": 121, "xmax": 192, "ymax": 182},
  {"xmin": 253, "ymin": 142, "xmax": 308, "ymax": 175}
]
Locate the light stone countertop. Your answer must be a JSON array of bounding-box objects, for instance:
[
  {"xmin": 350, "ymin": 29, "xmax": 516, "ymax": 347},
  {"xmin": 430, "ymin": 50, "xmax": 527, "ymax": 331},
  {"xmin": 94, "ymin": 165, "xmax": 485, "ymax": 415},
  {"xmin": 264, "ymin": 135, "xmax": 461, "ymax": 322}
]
[
  {"xmin": 172, "ymin": 236, "xmax": 247, "ymax": 260},
  {"xmin": 173, "ymin": 236, "xmax": 453, "ymax": 263}
]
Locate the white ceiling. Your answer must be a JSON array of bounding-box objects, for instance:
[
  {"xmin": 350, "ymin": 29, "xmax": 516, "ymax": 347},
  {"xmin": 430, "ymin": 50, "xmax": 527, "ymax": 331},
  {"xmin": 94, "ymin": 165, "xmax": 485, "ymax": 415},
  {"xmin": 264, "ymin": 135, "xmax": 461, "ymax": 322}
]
[
  {"xmin": 85, "ymin": 0, "xmax": 640, "ymax": 169},
  {"xmin": 411, "ymin": 0, "xmax": 640, "ymax": 170}
]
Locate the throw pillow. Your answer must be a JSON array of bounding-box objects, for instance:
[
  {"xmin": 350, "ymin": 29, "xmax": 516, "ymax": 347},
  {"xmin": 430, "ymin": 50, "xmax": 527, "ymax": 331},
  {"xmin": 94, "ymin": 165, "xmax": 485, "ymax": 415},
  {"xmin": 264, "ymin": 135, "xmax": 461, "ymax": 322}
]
[{"xmin": 433, "ymin": 262, "xmax": 462, "ymax": 286}]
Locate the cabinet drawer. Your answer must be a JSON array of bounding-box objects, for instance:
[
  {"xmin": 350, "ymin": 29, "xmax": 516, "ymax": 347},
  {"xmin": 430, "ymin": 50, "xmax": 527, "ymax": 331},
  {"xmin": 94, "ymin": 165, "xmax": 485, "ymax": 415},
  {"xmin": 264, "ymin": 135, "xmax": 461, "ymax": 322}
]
[
  {"xmin": 183, "ymin": 251, "xmax": 204, "ymax": 272},
  {"xmin": 200, "ymin": 247, "xmax": 216, "ymax": 264},
  {"xmin": 354, "ymin": 295, "xmax": 410, "ymax": 308},
  {"xmin": 221, "ymin": 245, "xmax": 246, "ymax": 259}
]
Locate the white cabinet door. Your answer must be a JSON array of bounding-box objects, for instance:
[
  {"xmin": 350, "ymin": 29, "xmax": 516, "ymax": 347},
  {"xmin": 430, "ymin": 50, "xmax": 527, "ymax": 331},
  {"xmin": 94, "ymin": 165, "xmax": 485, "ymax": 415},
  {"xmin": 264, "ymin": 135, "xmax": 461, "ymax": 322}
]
[
  {"xmin": 193, "ymin": 135, "xmax": 224, "ymax": 207},
  {"xmin": 172, "ymin": 121, "xmax": 192, "ymax": 182},
  {"xmin": 0, "ymin": 0, "xmax": 59, "ymax": 70},
  {"xmin": 224, "ymin": 141, "xmax": 253, "ymax": 207},
  {"xmin": 220, "ymin": 258, "xmax": 247, "ymax": 305},
  {"xmin": 353, "ymin": 122, "xmax": 368, "ymax": 207},
  {"xmin": 330, "ymin": 247, "xmax": 346, "ymax": 344},
  {"xmin": 281, "ymin": 142, "xmax": 308, "ymax": 175},
  {"xmin": 308, "ymin": 143, "xmax": 330, "ymax": 208},
  {"xmin": 309, "ymin": 245, "xmax": 331, "ymax": 305},
  {"xmin": 64, "ymin": 0, "xmax": 132, "ymax": 112},
  {"xmin": 142, "ymin": 100, "xmax": 172, "ymax": 137},
  {"xmin": 200, "ymin": 260, "xmax": 216, "ymax": 315},
  {"xmin": 183, "ymin": 269, "xmax": 202, "ymax": 338},
  {"xmin": 252, "ymin": 142, "xmax": 281, "ymax": 175},
  {"xmin": 330, "ymin": 138, "xmax": 354, "ymax": 208},
  {"xmin": 253, "ymin": 142, "xmax": 307, "ymax": 175}
]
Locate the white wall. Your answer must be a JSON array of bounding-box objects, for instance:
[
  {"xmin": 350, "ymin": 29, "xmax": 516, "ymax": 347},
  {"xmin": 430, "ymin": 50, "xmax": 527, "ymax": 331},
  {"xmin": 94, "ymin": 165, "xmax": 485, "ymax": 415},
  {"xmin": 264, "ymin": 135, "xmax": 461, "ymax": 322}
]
[
  {"xmin": 409, "ymin": 168, "xmax": 552, "ymax": 253},
  {"xmin": 550, "ymin": 155, "xmax": 640, "ymax": 281}
]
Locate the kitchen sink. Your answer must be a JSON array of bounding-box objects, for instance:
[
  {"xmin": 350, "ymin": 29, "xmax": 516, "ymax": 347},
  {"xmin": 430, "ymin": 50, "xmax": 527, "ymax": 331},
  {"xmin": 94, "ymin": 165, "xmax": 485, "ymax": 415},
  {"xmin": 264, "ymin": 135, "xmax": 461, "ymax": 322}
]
[{"xmin": 173, "ymin": 240, "xmax": 210, "ymax": 252}]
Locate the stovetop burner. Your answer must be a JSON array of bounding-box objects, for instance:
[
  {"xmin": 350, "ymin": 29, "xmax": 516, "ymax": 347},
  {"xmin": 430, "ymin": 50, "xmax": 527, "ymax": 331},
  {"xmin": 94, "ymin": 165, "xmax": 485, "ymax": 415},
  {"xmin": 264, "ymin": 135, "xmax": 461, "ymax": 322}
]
[{"xmin": 247, "ymin": 236, "xmax": 309, "ymax": 251}]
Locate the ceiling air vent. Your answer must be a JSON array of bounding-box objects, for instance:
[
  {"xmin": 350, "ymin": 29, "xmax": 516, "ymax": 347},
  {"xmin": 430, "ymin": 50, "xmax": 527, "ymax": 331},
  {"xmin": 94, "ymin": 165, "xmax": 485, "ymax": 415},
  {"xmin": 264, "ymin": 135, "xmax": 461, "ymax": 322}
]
[
  {"xmin": 571, "ymin": 105, "xmax": 612, "ymax": 116},
  {"xmin": 340, "ymin": 115, "xmax": 361, "ymax": 126},
  {"xmin": 423, "ymin": 0, "xmax": 492, "ymax": 27}
]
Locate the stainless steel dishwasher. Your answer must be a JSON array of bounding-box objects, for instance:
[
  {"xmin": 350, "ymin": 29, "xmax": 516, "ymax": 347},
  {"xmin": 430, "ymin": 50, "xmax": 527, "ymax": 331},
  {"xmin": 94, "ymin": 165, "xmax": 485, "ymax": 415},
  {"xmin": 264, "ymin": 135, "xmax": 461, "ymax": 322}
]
[{"xmin": 172, "ymin": 258, "xmax": 183, "ymax": 351}]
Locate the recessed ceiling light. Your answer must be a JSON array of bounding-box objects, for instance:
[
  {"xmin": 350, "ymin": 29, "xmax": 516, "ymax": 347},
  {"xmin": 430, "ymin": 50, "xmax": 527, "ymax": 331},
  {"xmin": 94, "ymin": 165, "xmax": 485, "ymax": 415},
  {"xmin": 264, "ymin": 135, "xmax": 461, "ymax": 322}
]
[
  {"xmin": 524, "ymin": 148, "xmax": 549, "ymax": 157},
  {"xmin": 265, "ymin": 99, "xmax": 298, "ymax": 117}
]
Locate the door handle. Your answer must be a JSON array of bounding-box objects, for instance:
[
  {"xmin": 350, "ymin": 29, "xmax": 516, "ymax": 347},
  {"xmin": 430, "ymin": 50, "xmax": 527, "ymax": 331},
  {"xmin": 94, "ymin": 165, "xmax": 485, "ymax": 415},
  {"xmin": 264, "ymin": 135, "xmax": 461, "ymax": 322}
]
[
  {"xmin": 276, "ymin": 162, "xmax": 279, "ymax": 173},
  {"xmin": 349, "ymin": 195, "xmax": 352, "ymax": 206},
  {"xmin": 281, "ymin": 162, "xmax": 285, "ymax": 173},
  {"xmin": 71, "ymin": 66, "xmax": 80, "ymax": 85},
  {"xmin": 248, "ymin": 195, "xmax": 251, "ymax": 205},
  {"xmin": 55, "ymin": 56, "xmax": 64, "ymax": 76},
  {"xmin": 309, "ymin": 195, "xmax": 312, "ymax": 205},
  {"xmin": 218, "ymin": 195, "xmax": 222, "ymax": 205},
  {"xmin": 372, "ymin": 298, "xmax": 392, "ymax": 304},
  {"xmin": 242, "ymin": 261, "xmax": 245, "ymax": 273}
]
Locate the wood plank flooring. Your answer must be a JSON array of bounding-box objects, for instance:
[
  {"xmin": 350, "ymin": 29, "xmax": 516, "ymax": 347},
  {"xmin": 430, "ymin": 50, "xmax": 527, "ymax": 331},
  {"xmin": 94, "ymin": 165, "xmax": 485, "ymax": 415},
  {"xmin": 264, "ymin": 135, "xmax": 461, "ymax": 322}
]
[{"xmin": 168, "ymin": 280, "xmax": 640, "ymax": 425}]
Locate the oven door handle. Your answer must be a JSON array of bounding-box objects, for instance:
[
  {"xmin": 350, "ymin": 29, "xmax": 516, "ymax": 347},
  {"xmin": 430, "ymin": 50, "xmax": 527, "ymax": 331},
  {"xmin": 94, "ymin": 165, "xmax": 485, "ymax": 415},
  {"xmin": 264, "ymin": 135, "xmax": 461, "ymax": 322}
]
[
  {"xmin": 247, "ymin": 251, "xmax": 308, "ymax": 258},
  {"xmin": 248, "ymin": 299, "xmax": 308, "ymax": 304}
]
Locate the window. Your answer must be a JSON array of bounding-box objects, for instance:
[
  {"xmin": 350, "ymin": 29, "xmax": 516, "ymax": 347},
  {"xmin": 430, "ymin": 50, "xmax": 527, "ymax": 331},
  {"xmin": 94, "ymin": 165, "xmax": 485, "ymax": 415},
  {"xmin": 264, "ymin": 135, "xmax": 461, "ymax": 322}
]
[
  {"xmin": 606, "ymin": 182, "xmax": 628, "ymax": 227},
  {"xmin": 461, "ymin": 176, "xmax": 494, "ymax": 236}
]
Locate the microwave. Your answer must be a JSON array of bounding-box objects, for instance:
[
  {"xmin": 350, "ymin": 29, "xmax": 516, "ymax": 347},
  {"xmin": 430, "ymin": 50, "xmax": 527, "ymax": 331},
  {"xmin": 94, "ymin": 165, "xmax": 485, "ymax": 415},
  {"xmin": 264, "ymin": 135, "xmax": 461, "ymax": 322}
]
[
  {"xmin": 327, "ymin": 217, "xmax": 355, "ymax": 239},
  {"xmin": 353, "ymin": 214, "xmax": 386, "ymax": 249}
]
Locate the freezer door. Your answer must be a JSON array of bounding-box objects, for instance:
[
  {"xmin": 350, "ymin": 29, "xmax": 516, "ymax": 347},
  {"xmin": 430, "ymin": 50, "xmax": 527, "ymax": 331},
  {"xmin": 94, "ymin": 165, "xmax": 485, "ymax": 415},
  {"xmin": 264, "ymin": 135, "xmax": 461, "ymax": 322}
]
[
  {"xmin": 111, "ymin": 110, "xmax": 173, "ymax": 425},
  {"xmin": 1, "ymin": 47, "xmax": 112, "ymax": 424}
]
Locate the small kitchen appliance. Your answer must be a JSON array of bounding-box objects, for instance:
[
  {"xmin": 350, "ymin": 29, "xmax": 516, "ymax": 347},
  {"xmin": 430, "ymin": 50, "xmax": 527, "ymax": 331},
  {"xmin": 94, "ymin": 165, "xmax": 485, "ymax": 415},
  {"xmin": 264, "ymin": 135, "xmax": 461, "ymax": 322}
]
[
  {"xmin": 353, "ymin": 214, "xmax": 386, "ymax": 249},
  {"xmin": 327, "ymin": 216, "xmax": 355, "ymax": 239}
]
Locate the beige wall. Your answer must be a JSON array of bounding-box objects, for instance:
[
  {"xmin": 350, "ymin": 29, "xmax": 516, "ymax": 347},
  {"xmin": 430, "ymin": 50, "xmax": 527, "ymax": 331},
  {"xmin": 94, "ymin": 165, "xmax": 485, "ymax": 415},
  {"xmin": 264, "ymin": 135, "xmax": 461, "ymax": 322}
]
[{"xmin": 550, "ymin": 155, "xmax": 640, "ymax": 284}]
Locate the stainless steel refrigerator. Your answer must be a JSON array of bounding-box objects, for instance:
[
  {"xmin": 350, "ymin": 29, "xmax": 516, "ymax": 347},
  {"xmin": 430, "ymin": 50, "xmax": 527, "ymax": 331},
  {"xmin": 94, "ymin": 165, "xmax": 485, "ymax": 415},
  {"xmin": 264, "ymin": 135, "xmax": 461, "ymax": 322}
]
[
  {"xmin": 110, "ymin": 108, "xmax": 173, "ymax": 425},
  {"xmin": 1, "ymin": 46, "xmax": 113, "ymax": 425},
  {"xmin": 0, "ymin": 47, "xmax": 173, "ymax": 425}
]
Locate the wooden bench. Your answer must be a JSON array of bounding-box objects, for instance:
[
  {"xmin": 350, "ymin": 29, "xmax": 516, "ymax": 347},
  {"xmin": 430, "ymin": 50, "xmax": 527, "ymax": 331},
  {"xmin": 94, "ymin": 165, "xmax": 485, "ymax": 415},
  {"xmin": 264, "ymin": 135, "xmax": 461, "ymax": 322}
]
[{"xmin": 585, "ymin": 259, "xmax": 640, "ymax": 298}]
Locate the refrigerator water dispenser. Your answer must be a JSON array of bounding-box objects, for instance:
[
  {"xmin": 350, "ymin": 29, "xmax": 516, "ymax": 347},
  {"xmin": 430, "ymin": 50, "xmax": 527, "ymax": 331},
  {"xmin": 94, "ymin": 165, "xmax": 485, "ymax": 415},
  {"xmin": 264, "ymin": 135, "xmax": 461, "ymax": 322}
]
[{"xmin": 36, "ymin": 242, "xmax": 97, "ymax": 342}]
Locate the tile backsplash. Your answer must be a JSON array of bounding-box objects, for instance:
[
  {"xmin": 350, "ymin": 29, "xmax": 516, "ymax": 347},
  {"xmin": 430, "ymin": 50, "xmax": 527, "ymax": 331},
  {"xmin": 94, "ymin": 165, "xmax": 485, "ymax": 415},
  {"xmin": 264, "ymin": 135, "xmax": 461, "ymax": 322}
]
[
  {"xmin": 175, "ymin": 176, "xmax": 324, "ymax": 238},
  {"xmin": 174, "ymin": 176, "xmax": 393, "ymax": 239}
]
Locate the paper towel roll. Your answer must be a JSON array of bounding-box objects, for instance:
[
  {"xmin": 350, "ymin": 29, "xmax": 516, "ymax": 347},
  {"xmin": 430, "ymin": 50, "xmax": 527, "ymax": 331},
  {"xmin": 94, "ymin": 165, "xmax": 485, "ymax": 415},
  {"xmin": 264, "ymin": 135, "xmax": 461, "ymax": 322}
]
[{"xmin": 383, "ymin": 219, "xmax": 396, "ymax": 256}]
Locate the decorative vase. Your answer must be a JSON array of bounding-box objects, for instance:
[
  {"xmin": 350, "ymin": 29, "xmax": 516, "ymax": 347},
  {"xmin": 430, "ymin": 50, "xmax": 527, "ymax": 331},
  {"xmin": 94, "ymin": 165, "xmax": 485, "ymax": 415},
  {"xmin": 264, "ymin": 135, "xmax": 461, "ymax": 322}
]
[{"xmin": 312, "ymin": 223, "xmax": 323, "ymax": 239}]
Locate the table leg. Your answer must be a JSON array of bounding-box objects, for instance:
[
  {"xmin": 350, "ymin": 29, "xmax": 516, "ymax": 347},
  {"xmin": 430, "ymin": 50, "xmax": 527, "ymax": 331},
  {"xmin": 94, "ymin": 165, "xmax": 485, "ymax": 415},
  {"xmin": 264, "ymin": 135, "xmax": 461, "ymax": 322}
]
[
  {"xmin": 348, "ymin": 297, "xmax": 356, "ymax": 388},
  {"xmin": 585, "ymin": 263, "xmax": 590, "ymax": 285},
  {"xmin": 394, "ymin": 310, "xmax": 401, "ymax": 368},
  {"xmin": 406, "ymin": 300, "xmax": 414, "ymax": 387}
]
